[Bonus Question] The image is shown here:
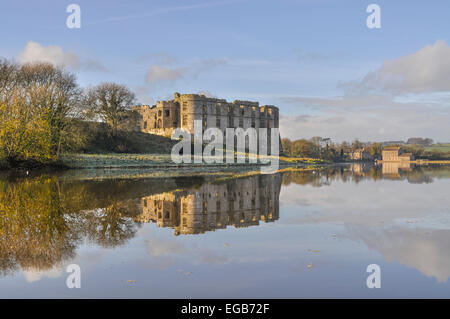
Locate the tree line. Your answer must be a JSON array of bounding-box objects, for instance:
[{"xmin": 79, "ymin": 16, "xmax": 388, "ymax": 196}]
[
  {"xmin": 0, "ymin": 59, "xmax": 137, "ymax": 167},
  {"xmin": 282, "ymin": 137, "xmax": 450, "ymax": 161},
  {"xmin": 281, "ymin": 137, "xmax": 383, "ymax": 161}
]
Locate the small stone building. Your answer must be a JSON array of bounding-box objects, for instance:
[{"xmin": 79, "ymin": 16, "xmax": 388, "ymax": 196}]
[
  {"xmin": 350, "ymin": 148, "xmax": 373, "ymax": 161},
  {"xmin": 382, "ymin": 146, "xmax": 414, "ymax": 162}
]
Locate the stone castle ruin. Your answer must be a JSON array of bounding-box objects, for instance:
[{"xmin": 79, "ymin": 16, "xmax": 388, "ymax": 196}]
[
  {"xmin": 132, "ymin": 92, "xmax": 280, "ymax": 141},
  {"xmin": 133, "ymin": 93, "xmax": 279, "ymax": 137}
]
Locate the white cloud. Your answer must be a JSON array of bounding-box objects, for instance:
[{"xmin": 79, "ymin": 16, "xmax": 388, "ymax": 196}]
[
  {"xmin": 23, "ymin": 267, "xmax": 62, "ymax": 283},
  {"xmin": 17, "ymin": 41, "xmax": 108, "ymax": 72},
  {"xmin": 279, "ymin": 94, "xmax": 450, "ymax": 142},
  {"xmin": 146, "ymin": 65, "xmax": 188, "ymax": 84},
  {"xmin": 279, "ymin": 41, "xmax": 450, "ymax": 142},
  {"xmin": 192, "ymin": 58, "xmax": 228, "ymax": 76},
  {"xmin": 145, "ymin": 238, "xmax": 186, "ymax": 257},
  {"xmin": 145, "ymin": 58, "xmax": 227, "ymax": 85},
  {"xmin": 197, "ymin": 90, "xmax": 217, "ymax": 98},
  {"xmin": 86, "ymin": 0, "xmax": 240, "ymax": 26},
  {"xmin": 18, "ymin": 41, "xmax": 80, "ymax": 69},
  {"xmin": 342, "ymin": 40, "xmax": 450, "ymax": 94}
]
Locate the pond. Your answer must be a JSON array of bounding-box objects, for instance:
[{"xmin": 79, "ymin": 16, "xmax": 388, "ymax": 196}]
[{"xmin": 0, "ymin": 163, "xmax": 449, "ymax": 298}]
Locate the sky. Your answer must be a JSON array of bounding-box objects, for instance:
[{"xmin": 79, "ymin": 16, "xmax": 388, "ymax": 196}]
[{"xmin": 1, "ymin": 0, "xmax": 449, "ymax": 142}]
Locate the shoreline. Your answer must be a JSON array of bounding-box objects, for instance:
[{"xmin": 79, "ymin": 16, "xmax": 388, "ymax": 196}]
[{"xmin": 2, "ymin": 152, "xmax": 450, "ymax": 174}]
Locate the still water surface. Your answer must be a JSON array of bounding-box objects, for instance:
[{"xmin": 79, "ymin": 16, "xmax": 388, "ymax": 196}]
[{"xmin": 1, "ymin": 164, "xmax": 449, "ymax": 298}]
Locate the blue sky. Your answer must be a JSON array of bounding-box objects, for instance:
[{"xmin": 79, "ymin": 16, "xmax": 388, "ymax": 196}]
[{"xmin": 1, "ymin": 0, "xmax": 450, "ymax": 142}]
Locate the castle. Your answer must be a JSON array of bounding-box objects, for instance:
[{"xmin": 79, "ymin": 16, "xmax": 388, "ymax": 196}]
[{"xmin": 132, "ymin": 92, "xmax": 280, "ymax": 138}]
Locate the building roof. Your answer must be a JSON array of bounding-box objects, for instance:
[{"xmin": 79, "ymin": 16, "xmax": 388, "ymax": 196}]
[{"xmin": 383, "ymin": 146, "xmax": 401, "ymax": 151}]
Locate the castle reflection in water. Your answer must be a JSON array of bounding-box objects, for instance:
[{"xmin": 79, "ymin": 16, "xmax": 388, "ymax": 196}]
[{"xmin": 134, "ymin": 174, "xmax": 282, "ymax": 235}]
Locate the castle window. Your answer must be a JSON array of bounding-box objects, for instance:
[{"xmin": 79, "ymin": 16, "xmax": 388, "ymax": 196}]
[
  {"xmin": 144, "ymin": 121, "xmax": 147, "ymax": 129},
  {"xmin": 216, "ymin": 200, "xmax": 221, "ymax": 211},
  {"xmin": 239, "ymin": 118, "xmax": 243, "ymax": 127},
  {"xmin": 165, "ymin": 110, "xmax": 170, "ymax": 117},
  {"xmin": 182, "ymin": 115, "xmax": 187, "ymax": 126},
  {"xmin": 251, "ymin": 118, "xmax": 255, "ymax": 128},
  {"xmin": 216, "ymin": 117, "xmax": 220, "ymax": 127},
  {"xmin": 158, "ymin": 110, "xmax": 162, "ymax": 116}
]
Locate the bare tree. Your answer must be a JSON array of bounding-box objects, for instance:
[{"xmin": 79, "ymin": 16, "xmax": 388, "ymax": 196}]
[{"xmin": 83, "ymin": 83, "xmax": 135, "ymax": 135}]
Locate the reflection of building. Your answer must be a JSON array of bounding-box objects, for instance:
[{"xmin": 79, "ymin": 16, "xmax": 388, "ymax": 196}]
[
  {"xmin": 382, "ymin": 146, "xmax": 414, "ymax": 162},
  {"xmin": 134, "ymin": 174, "xmax": 282, "ymax": 235},
  {"xmin": 382, "ymin": 161, "xmax": 412, "ymax": 178},
  {"xmin": 350, "ymin": 163, "xmax": 374, "ymax": 174},
  {"xmin": 350, "ymin": 149, "xmax": 373, "ymax": 161}
]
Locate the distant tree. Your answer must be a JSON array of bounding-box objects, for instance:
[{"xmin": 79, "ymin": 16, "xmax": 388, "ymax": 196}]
[
  {"xmin": 367, "ymin": 142, "xmax": 382, "ymax": 157},
  {"xmin": 310, "ymin": 136, "xmax": 323, "ymax": 146},
  {"xmin": 291, "ymin": 139, "xmax": 319, "ymax": 158},
  {"xmin": 83, "ymin": 83, "xmax": 136, "ymax": 136},
  {"xmin": 407, "ymin": 137, "xmax": 433, "ymax": 146},
  {"xmin": 351, "ymin": 139, "xmax": 363, "ymax": 151},
  {"xmin": 281, "ymin": 138, "xmax": 293, "ymax": 156}
]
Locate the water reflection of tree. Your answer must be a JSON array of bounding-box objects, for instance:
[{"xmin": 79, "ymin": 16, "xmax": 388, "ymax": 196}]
[
  {"xmin": 0, "ymin": 177, "xmax": 78, "ymax": 275},
  {"xmin": 0, "ymin": 176, "xmax": 139, "ymax": 275},
  {"xmin": 75, "ymin": 200, "xmax": 140, "ymax": 248},
  {"xmin": 281, "ymin": 165, "xmax": 448, "ymax": 187}
]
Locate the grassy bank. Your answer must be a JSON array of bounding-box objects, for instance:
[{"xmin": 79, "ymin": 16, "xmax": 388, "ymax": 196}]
[
  {"xmin": 60, "ymin": 153, "xmax": 327, "ymax": 169},
  {"xmin": 3, "ymin": 121, "xmax": 328, "ymax": 170}
]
